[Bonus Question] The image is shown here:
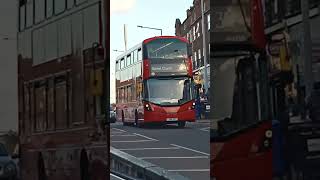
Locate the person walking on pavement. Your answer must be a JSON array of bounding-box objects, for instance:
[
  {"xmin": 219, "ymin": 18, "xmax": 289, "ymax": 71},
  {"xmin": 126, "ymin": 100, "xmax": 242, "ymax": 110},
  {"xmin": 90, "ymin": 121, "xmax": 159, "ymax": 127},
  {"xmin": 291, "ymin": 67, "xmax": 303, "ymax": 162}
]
[{"xmin": 306, "ymin": 82, "xmax": 320, "ymax": 122}]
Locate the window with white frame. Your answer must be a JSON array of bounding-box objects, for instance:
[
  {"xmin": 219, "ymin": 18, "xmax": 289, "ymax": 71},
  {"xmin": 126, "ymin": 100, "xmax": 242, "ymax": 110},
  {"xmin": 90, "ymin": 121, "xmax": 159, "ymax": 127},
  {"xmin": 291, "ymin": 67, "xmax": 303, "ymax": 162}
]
[
  {"xmin": 196, "ymin": 22, "xmax": 200, "ymax": 38},
  {"xmin": 207, "ymin": 14, "xmax": 210, "ymax": 31},
  {"xmin": 193, "ymin": 26, "xmax": 196, "ymax": 41}
]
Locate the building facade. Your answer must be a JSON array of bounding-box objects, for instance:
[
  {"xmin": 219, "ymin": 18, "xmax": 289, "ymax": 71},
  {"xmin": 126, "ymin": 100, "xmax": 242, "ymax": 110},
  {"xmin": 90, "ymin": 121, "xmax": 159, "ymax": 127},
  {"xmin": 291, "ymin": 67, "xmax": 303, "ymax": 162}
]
[
  {"xmin": 264, "ymin": 0, "xmax": 320, "ymax": 86},
  {"xmin": 175, "ymin": 0, "xmax": 210, "ymax": 89}
]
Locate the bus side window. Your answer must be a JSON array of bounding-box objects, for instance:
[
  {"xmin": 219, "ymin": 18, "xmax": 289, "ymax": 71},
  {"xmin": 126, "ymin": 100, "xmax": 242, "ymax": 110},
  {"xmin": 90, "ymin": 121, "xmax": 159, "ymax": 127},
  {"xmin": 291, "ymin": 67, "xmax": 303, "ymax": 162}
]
[{"xmin": 137, "ymin": 48, "xmax": 142, "ymax": 61}]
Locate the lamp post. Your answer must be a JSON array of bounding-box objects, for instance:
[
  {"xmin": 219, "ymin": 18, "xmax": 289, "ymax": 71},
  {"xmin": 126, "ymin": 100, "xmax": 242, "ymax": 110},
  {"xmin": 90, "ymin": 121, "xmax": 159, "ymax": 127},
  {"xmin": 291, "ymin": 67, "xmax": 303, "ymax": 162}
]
[
  {"xmin": 201, "ymin": 0, "xmax": 209, "ymax": 93},
  {"xmin": 113, "ymin": 49, "xmax": 124, "ymax": 53},
  {"xmin": 137, "ymin": 25, "xmax": 162, "ymax": 36}
]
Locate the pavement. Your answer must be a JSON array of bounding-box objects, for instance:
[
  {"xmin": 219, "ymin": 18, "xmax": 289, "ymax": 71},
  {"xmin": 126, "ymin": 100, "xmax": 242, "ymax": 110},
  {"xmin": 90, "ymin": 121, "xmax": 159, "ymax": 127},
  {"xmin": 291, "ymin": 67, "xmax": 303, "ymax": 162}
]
[{"xmin": 110, "ymin": 120, "xmax": 210, "ymax": 180}]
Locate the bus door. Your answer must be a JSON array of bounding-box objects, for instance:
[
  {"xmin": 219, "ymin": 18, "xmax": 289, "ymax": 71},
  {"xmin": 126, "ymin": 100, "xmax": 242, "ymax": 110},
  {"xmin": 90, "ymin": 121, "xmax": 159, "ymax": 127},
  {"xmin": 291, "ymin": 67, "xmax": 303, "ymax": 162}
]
[{"xmin": 211, "ymin": 55, "xmax": 272, "ymax": 180}]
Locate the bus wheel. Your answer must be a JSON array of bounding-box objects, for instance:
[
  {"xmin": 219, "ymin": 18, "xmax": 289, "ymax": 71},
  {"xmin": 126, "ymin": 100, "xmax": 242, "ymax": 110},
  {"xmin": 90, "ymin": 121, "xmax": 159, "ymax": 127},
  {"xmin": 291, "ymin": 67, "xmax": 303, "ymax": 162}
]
[{"xmin": 178, "ymin": 121, "xmax": 186, "ymax": 128}]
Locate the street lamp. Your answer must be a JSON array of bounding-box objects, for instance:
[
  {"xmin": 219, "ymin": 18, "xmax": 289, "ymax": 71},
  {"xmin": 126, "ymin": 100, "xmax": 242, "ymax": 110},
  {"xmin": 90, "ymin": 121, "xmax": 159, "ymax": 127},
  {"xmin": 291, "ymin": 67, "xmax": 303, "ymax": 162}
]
[
  {"xmin": 113, "ymin": 49, "xmax": 124, "ymax": 53},
  {"xmin": 200, "ymin": 0, "xmax": 209, "ymax": 93},
  {"xmin": 137, "ymin": 25, "xmax": 162, "ymax": 36}
]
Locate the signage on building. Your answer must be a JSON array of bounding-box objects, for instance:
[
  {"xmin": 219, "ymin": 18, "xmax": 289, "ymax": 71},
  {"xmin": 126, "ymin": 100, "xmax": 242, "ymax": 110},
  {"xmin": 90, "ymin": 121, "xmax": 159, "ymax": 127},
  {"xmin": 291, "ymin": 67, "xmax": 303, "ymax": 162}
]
[{"xmin": 212, "ymin": 0, "xmax": 251, "ymax": 44}]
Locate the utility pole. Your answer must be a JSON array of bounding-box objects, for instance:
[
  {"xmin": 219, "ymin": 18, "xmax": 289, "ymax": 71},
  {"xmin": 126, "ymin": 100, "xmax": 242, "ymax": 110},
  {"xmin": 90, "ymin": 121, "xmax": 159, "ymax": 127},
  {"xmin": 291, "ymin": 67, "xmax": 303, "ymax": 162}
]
[
  {"xmin": 301, "ymin": 0, "xmax": 314, "ymax": 98},
  {"xmin": 201, "ymin": 0, "xmax": 209, "ymax": 92}
]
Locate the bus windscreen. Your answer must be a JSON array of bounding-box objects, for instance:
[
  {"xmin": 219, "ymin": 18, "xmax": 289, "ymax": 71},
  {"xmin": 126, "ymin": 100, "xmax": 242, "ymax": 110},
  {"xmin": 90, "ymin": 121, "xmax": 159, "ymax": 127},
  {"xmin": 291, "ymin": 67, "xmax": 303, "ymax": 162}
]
[{"xmin": 144, "ymin": 38, "xmax": 189, "ymax": 59}]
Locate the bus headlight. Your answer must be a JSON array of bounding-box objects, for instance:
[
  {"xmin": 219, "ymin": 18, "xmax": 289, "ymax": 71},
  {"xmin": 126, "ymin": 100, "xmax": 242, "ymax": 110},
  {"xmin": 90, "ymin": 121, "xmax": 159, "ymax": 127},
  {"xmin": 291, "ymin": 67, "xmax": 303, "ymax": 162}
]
[
  {"xmin": 189, "ymin": 102, "xmax": 196, "ymax": 110},
  {"xmin": 145, "ymin": 103, "xmax": 152, "ymax": 111}
]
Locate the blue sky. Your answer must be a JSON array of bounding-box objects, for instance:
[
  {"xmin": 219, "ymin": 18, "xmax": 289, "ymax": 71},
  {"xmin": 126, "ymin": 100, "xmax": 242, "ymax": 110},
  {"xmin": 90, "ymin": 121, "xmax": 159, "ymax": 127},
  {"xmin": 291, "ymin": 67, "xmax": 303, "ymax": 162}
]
[{"xmin": 110, "ymin": 0, "xmax": 193, "ymax": 103}]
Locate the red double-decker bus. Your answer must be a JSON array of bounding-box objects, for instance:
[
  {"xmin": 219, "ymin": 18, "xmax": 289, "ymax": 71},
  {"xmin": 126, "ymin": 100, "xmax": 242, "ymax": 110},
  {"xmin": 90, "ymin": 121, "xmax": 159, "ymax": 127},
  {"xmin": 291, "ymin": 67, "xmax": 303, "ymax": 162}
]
[
  {"xmin": 115, "ymin": 36, "xmax": 195, "ymax": 128},
  {"xmin": 17, "ymin": 0, "xmax": 109, "ymax": 179}
]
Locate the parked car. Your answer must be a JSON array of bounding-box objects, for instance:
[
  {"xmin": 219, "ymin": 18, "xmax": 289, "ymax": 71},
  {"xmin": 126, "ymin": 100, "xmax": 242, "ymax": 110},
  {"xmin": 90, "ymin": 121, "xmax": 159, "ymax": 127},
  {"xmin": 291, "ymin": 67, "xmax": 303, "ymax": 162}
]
[
  {"xmin": 110, "ymin": 105, "xmax": 117, "ymax": 123},
  {"xmin": 0, "ymin": 143, "xmax": 18, "ymax": 180}
]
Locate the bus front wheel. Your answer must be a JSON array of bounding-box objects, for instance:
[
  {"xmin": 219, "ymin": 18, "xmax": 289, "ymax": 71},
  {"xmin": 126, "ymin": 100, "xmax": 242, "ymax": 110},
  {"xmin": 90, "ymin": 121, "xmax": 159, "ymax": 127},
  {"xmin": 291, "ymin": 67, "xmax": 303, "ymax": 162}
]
[{"xmin": 178, "ymin": 121, "xmax": 186, "ymax": 128}]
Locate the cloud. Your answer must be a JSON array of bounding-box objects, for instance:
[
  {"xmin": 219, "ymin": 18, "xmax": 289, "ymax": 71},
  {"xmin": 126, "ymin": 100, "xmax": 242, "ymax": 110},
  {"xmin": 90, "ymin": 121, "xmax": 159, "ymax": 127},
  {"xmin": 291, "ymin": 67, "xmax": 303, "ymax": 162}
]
[{"xmin": 111, "ymin": 0, "xmax": 137, "ymax": 15}]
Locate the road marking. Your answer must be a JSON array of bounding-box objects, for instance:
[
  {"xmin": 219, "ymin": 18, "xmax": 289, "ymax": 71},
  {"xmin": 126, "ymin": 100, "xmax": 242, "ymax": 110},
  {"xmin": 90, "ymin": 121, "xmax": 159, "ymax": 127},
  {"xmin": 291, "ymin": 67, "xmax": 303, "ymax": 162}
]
[
  {"xmin": 111, "ymin": 140, "xmax": 155, "ymax": 143},
  {"xmin": 111, "ymin": 134, "xmax": 136, "ymax": 137},
  {"xmin": 110, "ymin": 173, "xmax": 126, "ymax": 180},
  {"xmin": 110, "ymin": 132, "xmax": 125, "ymax": 135},
  {"xmin": 112, "ymin": 128, "xmax": 127, "ymax": 132},
  {"xmin": 118, "ymin": 147, "xmax": 180, "ymax": 151},
  {"xmin": 171, "ymin": 144, "xmax": 210, "ymax": 156},
  {"xmin": 200, "ymin": 127, "xmax": 210, "ymax": 132},
  {"xmin": 140, "ymin": 156, "xmax": 208, "ymax": 159},
  {"xmin": 133, "ymin": 133, "xmax": 158, "ymax": 141},
  {"xmin": 168, "ymin": 169, "xmax": 210, "ymax": 172}
]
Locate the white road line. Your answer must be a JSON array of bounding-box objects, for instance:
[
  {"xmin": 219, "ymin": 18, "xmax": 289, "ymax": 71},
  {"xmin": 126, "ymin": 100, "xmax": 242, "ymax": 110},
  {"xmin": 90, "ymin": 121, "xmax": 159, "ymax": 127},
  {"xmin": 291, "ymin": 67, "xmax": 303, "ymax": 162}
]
[
  {"xmin": 110, "ymin": 132, "xmax": 125, "ymax": 135},
  {"xmin": 111, "ymin": 134, "xmax": 136, "ymax": 137},
  {"xmin": 110, "ymin": 173, "xmax": 126, "ymax": 180},
  {"xmin": 133, "ymin": 133, "xmax": 158, "ymax": 141},
  {"xmin": 112, "ymin": 128, "xmax": 127, "ymax": 132},
  {"xmin": 200, "ymin": 127, "xmax": 210, "ymax": 132},
  {"xmin": 140, "ymin": 156, "xmax": 208, "ymax": 159},
  {"xmin": 118, "ymin": 147, "xmax": 180, "ymax": 151},
  {"xmin": 168, "ymin": 169, "xmax": 210, "ymax": 172},
  {"xmin": 170, "ymin": 144, "xmax": 210, "ymax": 156},
  {"xmin": 111, "ymin": 140, "xmax": 155, "ymax": 143}
]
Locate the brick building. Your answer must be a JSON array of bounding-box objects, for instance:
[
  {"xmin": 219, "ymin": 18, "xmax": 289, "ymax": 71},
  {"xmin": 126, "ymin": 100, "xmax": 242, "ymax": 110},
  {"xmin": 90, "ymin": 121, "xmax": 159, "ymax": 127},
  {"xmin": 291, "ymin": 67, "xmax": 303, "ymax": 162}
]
[{"xmin": 175, "ymin": 0, "xmax": 210, "ymax": 88}]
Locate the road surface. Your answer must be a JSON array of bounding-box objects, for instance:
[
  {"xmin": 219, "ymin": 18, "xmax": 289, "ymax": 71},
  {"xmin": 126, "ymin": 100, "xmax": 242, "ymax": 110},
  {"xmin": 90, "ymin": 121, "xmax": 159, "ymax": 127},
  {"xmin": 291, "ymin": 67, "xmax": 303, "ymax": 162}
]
[{"xmin": 110, "ymin": 120, "xmax": 210, "ymax": 180}]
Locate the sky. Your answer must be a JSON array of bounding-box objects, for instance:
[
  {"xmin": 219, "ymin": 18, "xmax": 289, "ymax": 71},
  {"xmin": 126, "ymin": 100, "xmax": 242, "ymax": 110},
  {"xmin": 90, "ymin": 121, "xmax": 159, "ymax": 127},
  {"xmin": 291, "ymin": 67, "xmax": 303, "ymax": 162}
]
[
  {"xmin": 110, "ymin": 0, "xmax": 193, "ymax": 103},
  {"xmin": 0, "ymin": 0, "xmax": 18, "ymax": 131}
]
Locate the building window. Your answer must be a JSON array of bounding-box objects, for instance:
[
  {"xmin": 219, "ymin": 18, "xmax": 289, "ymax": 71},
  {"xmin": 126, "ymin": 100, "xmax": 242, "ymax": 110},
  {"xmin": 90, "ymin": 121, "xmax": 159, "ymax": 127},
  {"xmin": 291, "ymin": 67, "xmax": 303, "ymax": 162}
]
[
  {"xmin": 26, "ymin": 0, "xmax": 33, "ymax": 27},
  {"xmin": 196, "ymin": 22, "xmax": 200, "ymax": 38},
  {"xmin": 55, "ymin": 0, "xmax": 66, "ymax": 14},
  {"xmin": 46, "ymin": 0, "xmax": 54, "ymax": 18},
  {"xmin": 193, "ymin": 26, "xmax": 196, "ymax": 41},
  {"xmin": 19, "ymin": 3, "xmax": 26, "ymax": 31},
  {"xmin": 207, "ymin": 13, "xmax": 210, "ymax": 31},
  {"xmin": 67, "ymin": 0, "xmax": 74, "ymax": 9},
  {"xmin": 34, "ymin": 0, "xmax": 45, "ymax": 23}
]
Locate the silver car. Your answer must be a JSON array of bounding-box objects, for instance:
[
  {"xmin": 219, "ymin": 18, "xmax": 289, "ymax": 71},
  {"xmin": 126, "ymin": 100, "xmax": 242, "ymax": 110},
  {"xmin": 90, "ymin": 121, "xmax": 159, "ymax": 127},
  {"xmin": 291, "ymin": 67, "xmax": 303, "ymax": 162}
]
[{"xmin": 0, "ymin": 143, "xmax": 18, "ymax": 180}]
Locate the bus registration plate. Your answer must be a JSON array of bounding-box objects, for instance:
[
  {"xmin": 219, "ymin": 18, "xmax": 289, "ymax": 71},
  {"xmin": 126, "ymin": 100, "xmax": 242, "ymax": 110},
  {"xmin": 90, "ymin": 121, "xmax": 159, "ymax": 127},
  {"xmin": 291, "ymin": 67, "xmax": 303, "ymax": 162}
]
[{"xmin": 166, "ymin": 118, "xmax": 178, "ymax": 121}]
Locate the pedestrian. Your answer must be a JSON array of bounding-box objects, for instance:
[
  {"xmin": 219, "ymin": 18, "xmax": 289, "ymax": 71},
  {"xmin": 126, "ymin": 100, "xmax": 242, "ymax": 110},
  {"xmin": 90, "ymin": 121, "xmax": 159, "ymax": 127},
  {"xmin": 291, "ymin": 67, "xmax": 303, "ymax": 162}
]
[
  {"xmin": 306, "ymin": 82, "xmax": 320, "ymax": 122},
  {"xmin": 196, "ymin": 95, "xmax": 201, "ymax": 120}
]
